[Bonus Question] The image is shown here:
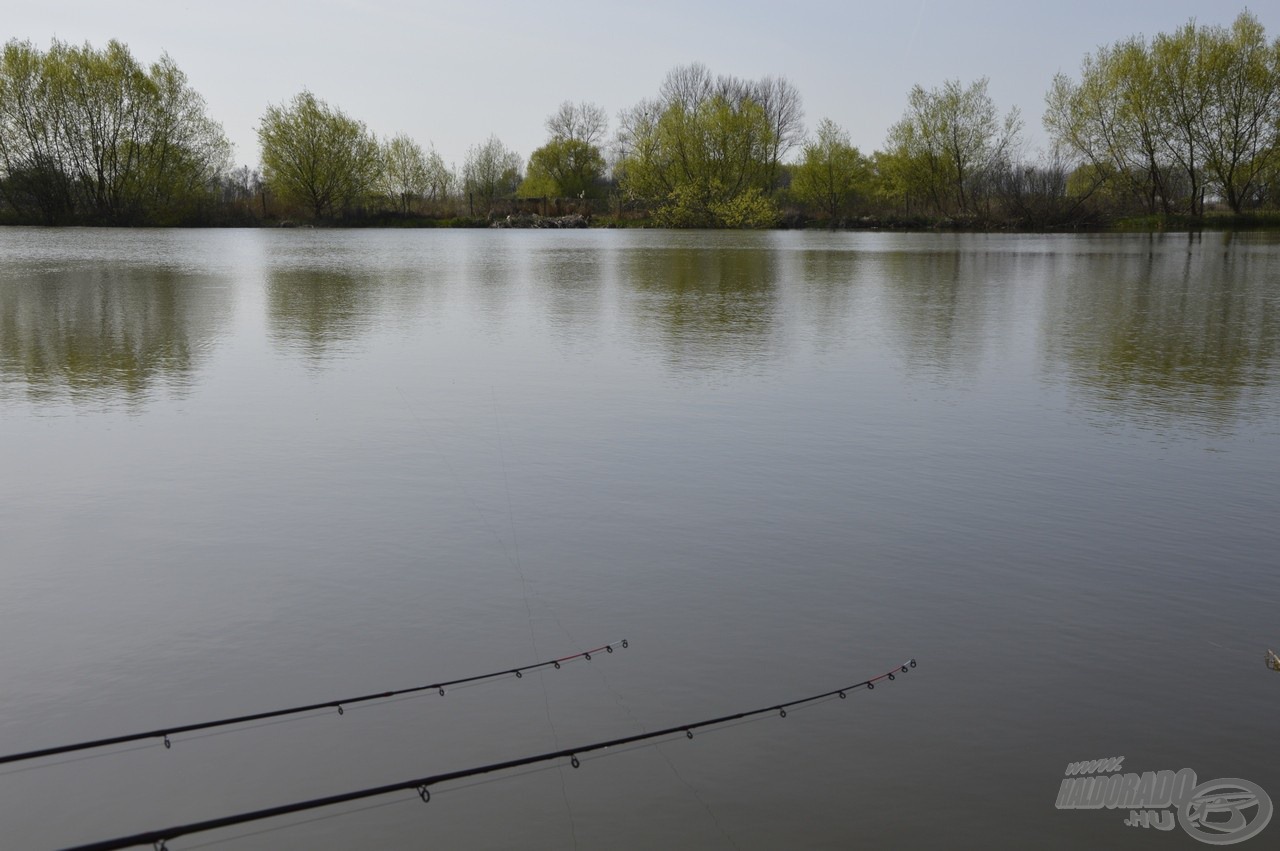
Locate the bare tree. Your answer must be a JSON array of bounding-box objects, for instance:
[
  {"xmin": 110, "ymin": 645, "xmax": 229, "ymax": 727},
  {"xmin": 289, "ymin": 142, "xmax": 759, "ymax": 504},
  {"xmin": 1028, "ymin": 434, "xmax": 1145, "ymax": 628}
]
[
  {"xmin": 546, "ymin": 101, "xmax": 608, "ymax": 146},
  {"xmin": 753, "ymin": 75, "xmax": 804, "ymax": 191},
  {"xmin": 422, "ymin": 145, "xmax": 454, "ymax": 203},
  {"xmin": 463, "ymin": 135, "xmax": 521, "ymax": 215},
  {"xmin": 660, "ymin": 63, "xmax": 714, "ymax": 112}
]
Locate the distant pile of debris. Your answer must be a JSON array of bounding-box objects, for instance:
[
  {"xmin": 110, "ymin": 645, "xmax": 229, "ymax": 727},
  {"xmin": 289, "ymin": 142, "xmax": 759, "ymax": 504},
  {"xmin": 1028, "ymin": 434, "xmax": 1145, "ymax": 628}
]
[{"xmin": 491, "ymin": 213, "xmax": 589, "ymax": 229}]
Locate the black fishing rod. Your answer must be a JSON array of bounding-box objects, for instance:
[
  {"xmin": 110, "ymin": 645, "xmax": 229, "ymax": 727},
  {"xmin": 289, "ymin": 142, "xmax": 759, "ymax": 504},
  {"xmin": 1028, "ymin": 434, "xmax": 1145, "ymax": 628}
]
[
  {"xmin": 62, "ymin": 658, "xmax": 916, "ymax": 851},
  {"xmin": 0, "ymin": 640, "xmax": 627, "ymax": 768}
]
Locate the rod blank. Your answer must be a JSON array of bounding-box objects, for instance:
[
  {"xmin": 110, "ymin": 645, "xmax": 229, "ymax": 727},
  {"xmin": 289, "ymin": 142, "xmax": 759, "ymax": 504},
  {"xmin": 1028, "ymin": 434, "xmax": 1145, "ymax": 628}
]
[
  {"xmin": 62, "ymin": 658, "xmax": 916, "ymax": 851},
  {"xmin": 0, "ymin": 640, "xmax": 627, "ymax": 768}
]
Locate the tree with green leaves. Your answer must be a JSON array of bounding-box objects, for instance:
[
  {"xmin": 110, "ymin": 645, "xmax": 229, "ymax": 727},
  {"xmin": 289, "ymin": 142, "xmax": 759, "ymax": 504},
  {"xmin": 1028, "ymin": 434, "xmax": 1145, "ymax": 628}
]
[
  {"xmin": 519, "ymin": 101, "xmax": 608, "ymax": 200},
  {"xmin": 1045, "ymin": 39, "xmax": 1169, "ymax": 214},
  {"xmin": 519, "ymin": 137, "xmax": 606, "ymax": 199},
  {"xmin": 258, "ymin": 91, "xmax": 378, "ymax": 220},
  {"xmin": 791, "ymin": 119, "xmax": 869, "ymax": 223},
  {"xmin": 616, "ymin": 63, "xmax": 781, "ymax": 227},
  {"xmin": 885, "ymin": 77, "xmax": 1021, "ymax": 217},
  {"xmin": 1197, "ymin": 12, "xmax": 1280, "ymax": 212},
  {"xmin": 1151, "ymin": 22, "xmax": 1212, "ymax": 214},
  {"xmin": 1046, "ymin": 12, "xmax": 1280, "ymax": 216},
  {"xmin": 0, "ymin": 38, "xmax": 230, "ymax": 224}
]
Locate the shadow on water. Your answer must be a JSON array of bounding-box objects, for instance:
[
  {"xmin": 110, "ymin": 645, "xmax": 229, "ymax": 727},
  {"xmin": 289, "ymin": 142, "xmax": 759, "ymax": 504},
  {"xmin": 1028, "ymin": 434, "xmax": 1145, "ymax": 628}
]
[
  {"xmin": 619, "ymin": 244, "xmax": 780, "ymax": 373},
  {"xmin": 1045, "ymin": 232, "xmax": 1280, "ymax": 431},
  {"xmin": 0, "ymin": 264, "xmax": 231, "ymax": 409}
]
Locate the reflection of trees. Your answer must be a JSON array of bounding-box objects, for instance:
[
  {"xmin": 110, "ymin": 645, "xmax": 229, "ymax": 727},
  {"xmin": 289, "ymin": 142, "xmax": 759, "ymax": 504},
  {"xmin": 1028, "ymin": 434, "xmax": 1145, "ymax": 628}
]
[
  {"xmin": 1048, "ymin": 234, "xmax": 1279, "ymax": 428},
  {"xmin": 621, "ymin": 244, "xmax": 779, "ymax": 370},
  {"xmin": 264, "ymin": 234, "xmax": 443, "ymax": 361},
  {"xmin": 876, "ymin": 247, "xmax": 1013, "ymax": 376},
  {"xmin": 266, "ymin": 268, "xmax": 377, "ymax": 361},
  {"xmin": 0, "ymin": 265, "xmax": 229, "ymax": 405},
  {"xmin": 792, "ymin": 249, "xmax": 862, "ymax": 348},
  {"xmin": 266, "ymin": 258, "xmax": 435, "ymax": 362},
  {"xmin": 531, "ymin": 246, "xmax": 605, "ymax": 341}
]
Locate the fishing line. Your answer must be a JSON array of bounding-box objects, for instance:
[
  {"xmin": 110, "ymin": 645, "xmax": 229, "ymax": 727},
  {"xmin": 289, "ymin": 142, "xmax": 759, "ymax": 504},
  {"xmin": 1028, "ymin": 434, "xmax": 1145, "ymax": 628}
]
[
  {"xmin": 0, "ymin": 641, "xmax": 628, "ymax": 768},
  {"xmin": 906, "ymin": 0, "xmax": 928, "ymax": 57},
  {"xmin": 490, "ymin": 387, "xmax": 579, "ymax": 849},
  {"xmin": 60, "ymin": 659, "xmax": 916, "ymax": 851},
  {"xmin": 0, "ymin": 741, "xmax": 158, "ymax": 779},
  {"xmin": 401, "ymin": 378, "xmax": 580, "ymax": 847},
  {"xmin": 395, "ymin": 385, "xmax": 519, "ymax": 570},
  {"xmin": 593, "ymin": 659, "xmax": 739, "ymax": 848},
  {"xmin": 182, "ymin": 797, "xmax": 412, "ymax": 850}
]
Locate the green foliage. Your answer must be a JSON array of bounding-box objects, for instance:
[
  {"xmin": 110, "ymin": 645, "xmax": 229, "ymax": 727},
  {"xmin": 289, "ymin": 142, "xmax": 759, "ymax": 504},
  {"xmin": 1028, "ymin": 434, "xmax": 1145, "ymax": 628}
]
[
  {"xmin": 885, "ymin": 77, "xmax": 1021, "ymax": 217},
  {"xmin": 1046, "ymin": 11, "xmax": 1280, "ymax": 215},
  {"xmin": 516, "ymin": 169, "xmax": 556, "ymax": 200},
  {"xmin": 651, "ymin": 182, "xmax": 717, "ymax": 228},
  {"xmin": 708, "ymin": 186, "xmax": 779, "ymax": 229},
  {"xmin": 618, "ymin": 66, "xmax": 783, "ymax": 227},
  {"xmin": 0, "ymin": 38, "xmax": 230, "ymax": 224},
  {"xmin": 791, "ymin": 118, "xmax": 869, "ymax": 222},
  {"xmin": 258, "ymin": 91, "xmax": 379, "ymax": 220},
  {"xmin": 519, "ymin": 137, "xmax": 605, "ymax": 199},
  {"xmin": 1199, "ymin": 13, "xmax": 1280, "ymax": 212}
]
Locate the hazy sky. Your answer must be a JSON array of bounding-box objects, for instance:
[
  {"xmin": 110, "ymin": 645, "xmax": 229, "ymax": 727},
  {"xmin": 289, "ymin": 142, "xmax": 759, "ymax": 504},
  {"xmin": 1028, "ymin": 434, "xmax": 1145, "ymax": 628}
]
[{"xmin": 8, "ymin": 1, "xmax": 1279, "ymax": 170}]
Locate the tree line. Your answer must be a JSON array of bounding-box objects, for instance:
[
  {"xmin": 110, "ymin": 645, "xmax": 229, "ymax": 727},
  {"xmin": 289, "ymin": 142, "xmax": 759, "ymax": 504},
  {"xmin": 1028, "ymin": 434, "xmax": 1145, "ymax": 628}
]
[
  {"xmin": 2, "ymin": 11, "xmax": 1279, "ymax": 228},
  {"xmin": 0, "ymin": 39, "xmax": 230, "ymax": 224}
]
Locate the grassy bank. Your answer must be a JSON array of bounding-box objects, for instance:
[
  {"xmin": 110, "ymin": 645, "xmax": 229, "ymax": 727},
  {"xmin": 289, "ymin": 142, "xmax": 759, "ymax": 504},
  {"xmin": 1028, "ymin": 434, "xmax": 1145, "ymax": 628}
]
[{"xmin": 1110, "ymin": 211, "xmax": 1280, "ymax": 232}]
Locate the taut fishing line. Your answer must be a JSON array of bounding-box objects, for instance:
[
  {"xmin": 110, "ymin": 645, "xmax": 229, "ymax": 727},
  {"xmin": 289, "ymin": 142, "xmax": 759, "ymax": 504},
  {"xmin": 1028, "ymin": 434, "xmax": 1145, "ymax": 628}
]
[{"xmin": 489, "ymin": 388, "xmax": 581, "ymax": 849}]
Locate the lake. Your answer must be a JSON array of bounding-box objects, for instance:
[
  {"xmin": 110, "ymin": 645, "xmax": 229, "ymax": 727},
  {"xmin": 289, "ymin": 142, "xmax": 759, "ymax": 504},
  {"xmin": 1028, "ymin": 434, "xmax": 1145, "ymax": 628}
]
[{"xmin": 1, "ymin": 228, "xmax": 1278, "ymax": 850}]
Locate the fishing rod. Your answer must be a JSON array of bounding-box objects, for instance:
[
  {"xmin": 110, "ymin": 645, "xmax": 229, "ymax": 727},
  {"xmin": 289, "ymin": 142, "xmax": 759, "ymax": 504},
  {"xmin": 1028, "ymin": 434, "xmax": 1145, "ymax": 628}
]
[
  {"xmin": 0, "ymin": 640, "xmax": 627, "ymax": 768},
  {"xmin": 62, "ymin": 658, "xmax": 917, "ymax": 851}
]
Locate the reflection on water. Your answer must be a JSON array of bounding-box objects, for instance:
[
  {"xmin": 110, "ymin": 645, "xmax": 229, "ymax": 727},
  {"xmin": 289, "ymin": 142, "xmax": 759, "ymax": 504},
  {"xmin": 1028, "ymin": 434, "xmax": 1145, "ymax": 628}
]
[
  {"xmin": 621, "ymin": 243, "xmax": 779, "ymax": 371},
  {"xmin": 262, "ymin": 235, "xmax": 442, "ymax": 365},
  {"xmin": 2, "ymin": 229, "xmax": 1280, "ymax": 850},
  {"xmin": 1046, "ymin": 234, "xmax": 1280, "ymax": 430},
  {"xmin": 530, "ymin": 246, "xmax": 606, "ymax": 343},
  {"xmin": 876, "ymin": 249, "xmax": 1016, "ymax": 378},
  {"xmin": 790, "ymin": 249, "xmax": 864, "ymax": 351},
  {"xmin": 0, "ymin": 263, "xmax": 230, "ymax": 407},
  {"xmin": 2, "ymin": 230, "xmax": 1278, "ymax": 432},
  {"xmin": 266, "ymin": 268, "xmax": 382, "ymax": 362}
]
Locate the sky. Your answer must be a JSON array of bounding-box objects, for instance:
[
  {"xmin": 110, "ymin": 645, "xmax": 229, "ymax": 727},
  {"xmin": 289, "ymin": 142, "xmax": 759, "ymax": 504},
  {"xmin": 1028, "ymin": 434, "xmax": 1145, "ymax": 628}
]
[{"xmin": 7, "ymin": 1, "xmax": 1280, "ymax": 171}]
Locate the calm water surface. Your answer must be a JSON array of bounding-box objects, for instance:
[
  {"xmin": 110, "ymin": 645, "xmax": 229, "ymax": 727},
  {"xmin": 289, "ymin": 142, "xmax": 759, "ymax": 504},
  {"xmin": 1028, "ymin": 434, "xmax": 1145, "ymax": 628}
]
[{"xmin": 1, "ymin": 228, "xmax": 1278, "ymax": 849}]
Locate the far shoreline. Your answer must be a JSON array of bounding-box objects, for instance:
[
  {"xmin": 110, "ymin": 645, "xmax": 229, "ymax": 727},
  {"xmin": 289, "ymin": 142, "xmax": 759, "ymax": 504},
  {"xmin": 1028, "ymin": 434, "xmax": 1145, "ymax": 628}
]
[{"xmin": 4, "ymin": 213, "xmax": 1279, "ymax": 234}]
